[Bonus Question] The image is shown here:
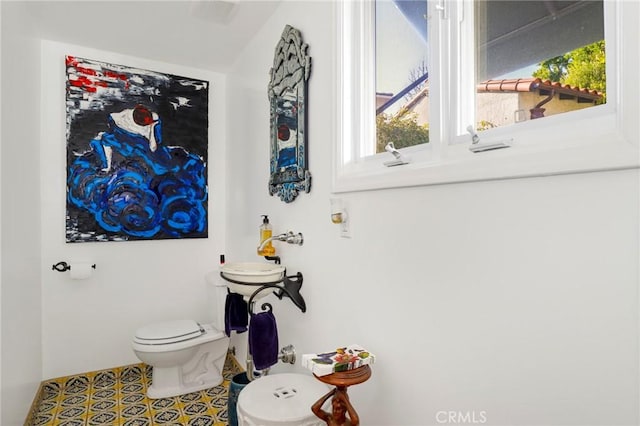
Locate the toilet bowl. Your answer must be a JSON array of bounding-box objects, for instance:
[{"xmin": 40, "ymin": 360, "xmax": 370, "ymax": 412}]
[{"xmin": 132, "ymin": 319, "xmax": 230, "ymax": 399}]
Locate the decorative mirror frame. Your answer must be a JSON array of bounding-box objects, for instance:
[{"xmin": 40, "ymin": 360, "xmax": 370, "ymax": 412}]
[{"xmin": 268, "ymin": 25, "xmax": 312, "ymax": 203}]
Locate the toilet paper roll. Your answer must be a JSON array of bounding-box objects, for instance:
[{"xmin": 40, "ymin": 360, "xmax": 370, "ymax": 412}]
[{"xmin": 70, "ymin": 263, "xmax": 93, "ymax": 280}]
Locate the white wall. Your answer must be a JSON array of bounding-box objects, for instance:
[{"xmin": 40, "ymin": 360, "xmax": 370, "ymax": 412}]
[
  {"xmin": 226, "ymin": 2, "xmax": 639, "ymax": 425},
  {"xmin": 39, "ymin": 41, "xmax": 228, "ymax": 379},
  {"xmin": 1, "ymin": 3, "xmax": 231, "ymax": 420},
  {"xmin": 1, "ymin": 3, "xmax": 43, "ymax": 425}
]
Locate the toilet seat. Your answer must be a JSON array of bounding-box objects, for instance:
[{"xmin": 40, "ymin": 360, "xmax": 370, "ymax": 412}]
[
  {"xmin": 134, "ymin": 320, "xmax": 205, "ymax": 345},
  {"xmin": 132, "ymin": 320, "xmax": 225, "ymax": 354}
]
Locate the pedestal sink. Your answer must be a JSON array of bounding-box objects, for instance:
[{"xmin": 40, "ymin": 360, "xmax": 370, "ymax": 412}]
[{"xmin": 220, "ymin": 262, "xmax": 286, "ymax": 299}]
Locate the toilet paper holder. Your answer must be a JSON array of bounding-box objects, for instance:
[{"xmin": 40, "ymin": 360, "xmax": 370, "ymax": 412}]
[{"xmin": 52, "ymin": 261, "xmax": 96, "ymax": 272}]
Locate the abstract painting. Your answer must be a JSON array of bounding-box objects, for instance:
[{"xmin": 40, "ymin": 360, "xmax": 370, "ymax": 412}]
[{"xmin": 65, "ymin": 56, "xmax": 209, "ymax": 242}]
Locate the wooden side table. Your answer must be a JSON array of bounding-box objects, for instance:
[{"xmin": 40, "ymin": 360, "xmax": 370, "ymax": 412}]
[{"xmin": 311, "ymin": 365, "xmax": 371, "ymax": 426}]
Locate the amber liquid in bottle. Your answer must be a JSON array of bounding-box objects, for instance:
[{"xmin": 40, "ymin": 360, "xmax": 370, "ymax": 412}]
[{"xmin": 258, "ymin": 228, "xmax": 275, "ymax": 256}]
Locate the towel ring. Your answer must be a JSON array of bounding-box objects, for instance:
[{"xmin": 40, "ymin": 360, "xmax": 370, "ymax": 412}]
[{"xmin": 251, "ymin": 302, "xmax": 273, "ymax": 314}]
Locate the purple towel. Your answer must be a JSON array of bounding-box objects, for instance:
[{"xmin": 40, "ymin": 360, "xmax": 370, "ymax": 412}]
[
  {"xmin": 249, "ymin": 311, "xmax": 279, "ymax": 370},
  {"xmin": 225, "ymin": 293, "xmax": 248, "ymax": 337}
]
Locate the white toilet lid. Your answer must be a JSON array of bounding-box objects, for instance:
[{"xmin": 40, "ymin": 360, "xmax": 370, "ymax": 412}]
[{"xmin": 134, "ymin": 319, "xmax": 204, "ymax": 345}]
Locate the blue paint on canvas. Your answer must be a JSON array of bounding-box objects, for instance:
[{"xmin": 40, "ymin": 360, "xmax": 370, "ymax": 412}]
[
  {"xmin": 65, "ymin": 56, "xmax": 209, "ymax": 242},
  {"xmin": 68, "ymin": 112, "xmax": 206, "ymax": 239}
]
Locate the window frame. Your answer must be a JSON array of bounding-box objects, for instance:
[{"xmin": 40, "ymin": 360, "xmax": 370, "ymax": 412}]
[{"xmin": 333, "ymin": 0, "xmax": 639, "ymax": 193}]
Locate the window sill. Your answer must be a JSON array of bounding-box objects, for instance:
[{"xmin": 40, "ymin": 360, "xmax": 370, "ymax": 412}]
[{"xmin": 332, "ymin": 129, "xmax": 639, "ymax": 193}]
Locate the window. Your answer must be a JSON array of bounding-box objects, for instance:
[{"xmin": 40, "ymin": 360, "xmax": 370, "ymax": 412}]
[
  {"xmin": 375, "ymin": 1, "xmax": 429, "ymax": 153},
  {"xmin": 474, "ymin": 1, "xmax": 606, "ymax": 129},
  {"xmin": 334, "ymin": 0, "xmax": 639, "ymax": 193}
]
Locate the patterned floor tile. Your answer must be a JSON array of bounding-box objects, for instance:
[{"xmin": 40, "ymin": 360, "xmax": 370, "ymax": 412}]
[{"xmin": 26, "ymin": 351, "xmax": 241, "ymax": 425}]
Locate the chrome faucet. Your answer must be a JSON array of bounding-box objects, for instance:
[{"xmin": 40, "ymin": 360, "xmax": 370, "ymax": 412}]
[
  {"xmin": 257, "ymin": 231, "xmax": 304, "ymax": 251},
  {"xmin": 246, "ymin": 344, "xmax": 297, "ymax": 381}
]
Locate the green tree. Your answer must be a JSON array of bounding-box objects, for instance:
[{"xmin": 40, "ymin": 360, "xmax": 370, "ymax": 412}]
[
  {"xmin": 532, "ymin": 40, "xmax": 606, "ymax": 101},
  {"xmin": 376, "ymin": 111, "xmax": 429, "ymax": 153},
  {"xmin": 532, "ymin": 55, "xmax": 570, "ymax": 82},
  {"xmin": 563, "ymin": 41, "xmax": 606, "ymax": 94}
]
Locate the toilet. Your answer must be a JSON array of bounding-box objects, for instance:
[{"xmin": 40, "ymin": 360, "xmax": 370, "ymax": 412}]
[{"xmin": 132, "ymin": 319, "xmax": 230, "ymax": 399}]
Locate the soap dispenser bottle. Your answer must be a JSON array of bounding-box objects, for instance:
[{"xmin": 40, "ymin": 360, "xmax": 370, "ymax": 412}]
[{"xmin": 258, "ymin": 215, "xmax": 275, "ymax": 256}]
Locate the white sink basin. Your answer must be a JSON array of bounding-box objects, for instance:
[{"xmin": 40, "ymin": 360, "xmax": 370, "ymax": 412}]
[{"xmin": 220, "ymin": 262, "xmax": 285, "ymax": 298}]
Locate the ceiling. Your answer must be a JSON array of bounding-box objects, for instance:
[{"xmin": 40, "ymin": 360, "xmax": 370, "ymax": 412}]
[{"xmin": 24, "ymin": 0, "xmax": 281, "ymax": 72}]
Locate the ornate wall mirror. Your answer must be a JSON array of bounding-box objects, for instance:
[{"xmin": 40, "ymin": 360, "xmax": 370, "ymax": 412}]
[{"xmin": 268, "ymin": 25, "xmax": 312, "ymax": 203}]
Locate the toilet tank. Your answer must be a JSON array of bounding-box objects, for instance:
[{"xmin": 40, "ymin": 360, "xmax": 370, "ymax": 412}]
[{"xmin": 205, "ymin": 270, "xmax": 228, "ymax": 332}]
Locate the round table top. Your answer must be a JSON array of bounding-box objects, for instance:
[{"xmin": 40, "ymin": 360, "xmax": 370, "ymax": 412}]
[{"xmin": 313, "ymin": 365, "xmax": 371, "ymax": 387}]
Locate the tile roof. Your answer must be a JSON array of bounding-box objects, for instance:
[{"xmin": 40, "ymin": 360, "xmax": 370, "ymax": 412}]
[{"xmin": 477, "ymin": 78, "xmax": 602, "ymax": 102}]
